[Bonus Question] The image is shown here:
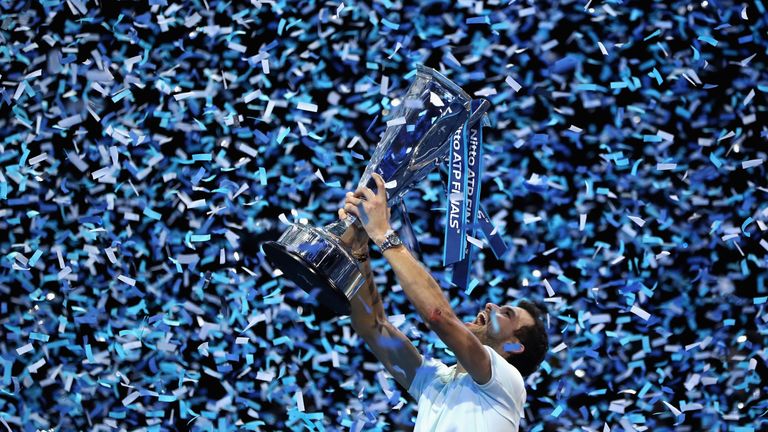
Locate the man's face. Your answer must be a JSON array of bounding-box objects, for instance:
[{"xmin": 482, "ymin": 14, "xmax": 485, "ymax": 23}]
[{"xmin": 465, "ymin": 303, "xmax": 535, "ymax": 349}]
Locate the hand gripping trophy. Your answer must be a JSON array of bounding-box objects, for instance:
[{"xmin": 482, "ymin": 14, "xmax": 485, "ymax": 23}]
[{"xmin": 262, "ymin": 65, "xmax": 489, "ymax": 315}]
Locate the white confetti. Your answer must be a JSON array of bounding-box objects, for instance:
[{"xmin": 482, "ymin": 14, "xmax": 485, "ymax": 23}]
[
  {"xmin": 105, "ymin": 247, "xmax": 117, "ymax": 264},
  {"xmin": 243, "ymin": 89, "xmax": 261, "ymax": 103},
  {"xmin": 334, "ymin": 2, "xmax": 345, "ymax": 18},
  {"xmin": 742, "ymin": 159, "xmax": 764, "ymax": 169},
  {"xmin": 662, "ymin": 401, "xmax": 682, "ymax": 416},
  {"xmin": 429, "ymin": 91, "xmax": 444, "ymax": 107},
  {"xmin": 256, "ymin": 370, "xmax": 275, "ymax": 382},
  {"xmin": 381, "ymin": 75, "xmax": 389, "ymax": 95},
  {"xmin": 297, "ymin": 102, "xmax": 318, "ymax": 112},
  {"xmin": 57, "ymin": 114, "xmax": 83, "ymax": 128},
  {"xmin": 466, "ymin": 235, "xmax": 484, "ymax": 249},
  {"xmin": 122, "ymin": 391, "xmax": 140, "ymax": 406},
  {"xmin": 628, "ymin": 215, "xmax": 646, "ymax": 227},
  {"xmin": 28, "ymin": 153, "xmax": 48, "ymax": 165},
  {"xmin": 118, "ymin": 274, "xmax": 136, "ymax": 286},
  {"xmin": 630, "ymin": 305, "xmax": 651, "ymax": 321},
  {"xmin": 16, "ymin": 343, "xmax": 34, "ymax": 355},
  {"xmin": 505, "ymin": 76, "xmax": 522, "ymax": 92},
  {"xmin": 518, "ymin": 6, "xmax": 536, "ymax": 17},
  {"xmin": 743, "ymin": 89, "xmax": 755, "ymax": 106},
  {"xmin": 386, "ymin": 117, "xmax": 406, "ymax": 127},
  {"xmin": 543, "ymin": 279, "xmax": 555, "ymax": 297},
  {"xmin": 598, "ymin": 41, "xmax": 608, "ymax": 55},
  {"xmin": 28, "ymin": 357, "xmax": 46, "ymax": 374},
  {"xmin": 523, "ymin": 213, "xmax": 541, "ymax": 224},
  {"xmin": 551, "ymin": 342, "xmax": 567, "ymax": 353}
]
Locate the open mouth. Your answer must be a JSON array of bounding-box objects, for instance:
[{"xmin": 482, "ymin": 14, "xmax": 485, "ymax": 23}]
[{"xmin": 475, "ymin": 312, "xmax": 487, "ymax": 326}]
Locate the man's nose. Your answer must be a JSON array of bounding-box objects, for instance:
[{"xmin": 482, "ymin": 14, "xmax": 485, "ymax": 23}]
[{"xmin": 485, "ymin": 303, "xmax": 496, "ymax": 312}]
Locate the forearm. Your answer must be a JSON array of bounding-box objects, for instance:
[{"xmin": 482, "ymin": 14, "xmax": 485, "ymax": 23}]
[
  {"xmin": 349, "ymin": 259, "xmax": 387, "ymax": 336},
  {"xmin": 379, "ymin": 245, "xmax": 455, "ymax": 326}
]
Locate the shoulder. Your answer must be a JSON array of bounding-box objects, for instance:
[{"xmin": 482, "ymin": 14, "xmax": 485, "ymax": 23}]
[
  {"xmin": 475, "ymin": 346, "xmax": 526, "ymax": 397},
  {"xmin": 408, "ymin": 355, "xmax": 452, "ymax": 399}
]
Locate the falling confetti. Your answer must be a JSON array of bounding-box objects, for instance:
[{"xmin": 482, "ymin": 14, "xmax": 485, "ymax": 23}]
[{"xmin": 0, "ymin": 0, "xmax": 766, "ymax": 431}]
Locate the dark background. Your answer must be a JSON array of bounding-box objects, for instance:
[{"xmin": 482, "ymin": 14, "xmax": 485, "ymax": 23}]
[{"xmin": 1, "ymin": 0, "xmax": 767, "ymax": 431}]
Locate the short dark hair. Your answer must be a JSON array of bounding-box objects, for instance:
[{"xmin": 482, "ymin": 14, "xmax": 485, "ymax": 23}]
[{"xmin": 506, "ymin": 300, "xmax": 549, "ymax": 377}]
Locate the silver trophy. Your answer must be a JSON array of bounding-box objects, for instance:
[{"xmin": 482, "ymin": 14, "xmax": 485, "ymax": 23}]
[{"xmin": 262, "ymin": 65, "xmax": 490, "ymax": 315}]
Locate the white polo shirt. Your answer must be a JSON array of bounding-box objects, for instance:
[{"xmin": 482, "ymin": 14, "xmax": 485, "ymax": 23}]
[{"xmin": 407, "ymin": 345, "xmax": 526, "ymax": 431}]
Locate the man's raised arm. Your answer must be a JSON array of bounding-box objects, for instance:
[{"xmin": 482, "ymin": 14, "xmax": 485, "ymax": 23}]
[
  {"xmin": 337, "ymin": 204, "xmax": 422, "ymax": 391},
  {"xmin": 343, "ymin": 173, "xmax": 493, "ymax": 385}
]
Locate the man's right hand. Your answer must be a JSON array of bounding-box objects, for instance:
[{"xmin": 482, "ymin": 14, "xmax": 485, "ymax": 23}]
[{"xmin": 342, "ymin": 173, "xmax": 392, "ymax": 246}]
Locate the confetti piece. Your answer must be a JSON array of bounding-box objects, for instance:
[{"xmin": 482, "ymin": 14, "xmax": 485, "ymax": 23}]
[
  {"xmin": 597, "ymin": 41, "xmax": 608, "ymax": 55},
  {"xmin": 505, "ymin": 76, "xmax": 522, "ymax": 92},
  {"xmin": 628, "ymin": 216, "xmax": 646, "ymax": 227},
  {"xmin": 1, "ymin": 2, "xmax": 765, "ymax": 430},
  {"xmin": 656, "ymin": 163, "xmax": 677, "ymax": 171},
  {"xmin": 742, "ymin": 159, "xmax": 763, "ymax": 169},
  {"xmin": 429, "ymin": 91, "xmax": 444, "ymax": 107},
  {"xmin": 543, "ymin": 279, "xmax": 555, "ymax": 297},
  {"xmin": 743, "ymin": 89, "xmax": 755, "ymax": 106},
  {"xmin": 243, "ymin": 89, "xmax": 261, "ymax": 104},
  {"xmin": 28, "ymin": 249, "xmax": 43, "ymax": 267},
  {"xmin": 296, "ymin": 102, "xmax": 318, "ymax": 112},
  {"xmin": 16, "ymin": 343, "xmax": 34, "ymax": 355},
  {"xmin": 28, "ymin": 357, "xmax": 46, "ymax": 374},
  {"xmin": 117, "ymin": 275, "xmax": 136, "ymax": 286},
  {"xmin": 662, "ymin": 401, "xmax": 682, "ymax": 416},
  {"xmin": 551, "ymin": 343, "xmax": 567, "ymax": 353},
  {"xmin": 630, "ymin": 305, "xmax": 651, "ymax": 321},
  {"xmin": 386, "ymin": 117, "xmax": 407, "ymax": 127},
  {"xmin": 143, "ymin": 207, "xmax": 162, "ymax": 220},
  {"xmin": 122, "ymin": 391, "xmax": 140, "ymax": 406},
  {"xmin": 697, "ymin": 35, "xmax": 719, "ymax": 46}
]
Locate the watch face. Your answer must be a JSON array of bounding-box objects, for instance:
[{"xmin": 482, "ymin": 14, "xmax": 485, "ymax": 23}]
[{"xmin": 387, "ymin": 232, "xmax": 402, "ymax": 246}]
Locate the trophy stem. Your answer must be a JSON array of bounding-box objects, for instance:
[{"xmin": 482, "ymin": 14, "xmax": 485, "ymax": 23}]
[{"xmin": 324, "ymin": 214, "xmax": 360, "ymax": 238}]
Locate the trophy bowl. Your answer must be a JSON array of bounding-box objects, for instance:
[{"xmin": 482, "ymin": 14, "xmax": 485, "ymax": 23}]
[
  {"xmin": 261, "ymin": 225, "xmax": 364, "ymax": 316},
  {"xmin": 262, "ymin": 65, "xmax": 489, "ymax": 315}
]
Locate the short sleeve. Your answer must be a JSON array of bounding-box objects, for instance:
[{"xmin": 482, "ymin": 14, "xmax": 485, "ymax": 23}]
[
  {"xmin": 473, "ymin": 345, "xmax": 526, "ymax": 413},
  {"xmin": 407, "ymin": 355, "xmax": 450, "ymax": 400}
]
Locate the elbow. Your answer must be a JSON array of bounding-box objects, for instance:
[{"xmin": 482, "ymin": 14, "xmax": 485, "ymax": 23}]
[{"xmin": 425, "ymin": 306, "xmax": 455, "ymax": 331}]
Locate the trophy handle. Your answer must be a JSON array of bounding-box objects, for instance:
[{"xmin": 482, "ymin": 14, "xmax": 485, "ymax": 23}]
[
  {"xmin": 407, "ymin": 100, "xmax": 468, "ymax": 170},
  {"xmin": 408, "ymin": 98, "xmax": 491, "ymax": 171}
]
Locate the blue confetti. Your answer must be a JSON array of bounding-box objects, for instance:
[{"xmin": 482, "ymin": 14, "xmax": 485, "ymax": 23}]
[{"xmin": 0, "ymin": 0, "xmax": 765, "ymax": 431}]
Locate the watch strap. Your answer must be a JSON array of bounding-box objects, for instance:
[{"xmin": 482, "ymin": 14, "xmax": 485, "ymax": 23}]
[{"xmin": 379, "ymin": 229, "xmax": 403, "ymax": 252}]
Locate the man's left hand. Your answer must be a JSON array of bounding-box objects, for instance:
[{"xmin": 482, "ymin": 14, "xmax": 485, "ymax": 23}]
[{"xmin": 337, "ymin": 206, "xmax": 369, "ymax": 253}]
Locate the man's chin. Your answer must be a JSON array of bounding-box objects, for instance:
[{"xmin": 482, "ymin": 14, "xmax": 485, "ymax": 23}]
[{"xmin": 465, "ymin": 322, "xmax": 484, "ymax": 334}]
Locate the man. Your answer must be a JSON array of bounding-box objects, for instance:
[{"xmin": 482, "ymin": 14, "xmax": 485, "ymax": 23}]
[{"xmin": 336, "ymin": 173, "xmax": 549, "ymax": 431}]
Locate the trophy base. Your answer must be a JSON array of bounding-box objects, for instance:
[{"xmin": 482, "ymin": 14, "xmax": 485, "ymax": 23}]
[{"xmin": 261, "ymin": 223, "xmax": 366, "ymax": 316}]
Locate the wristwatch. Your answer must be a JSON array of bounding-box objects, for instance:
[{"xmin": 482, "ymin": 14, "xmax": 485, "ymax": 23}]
[{"xmin": 378, "ymin": 229, "xmax": 403, "ymax": 252}]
